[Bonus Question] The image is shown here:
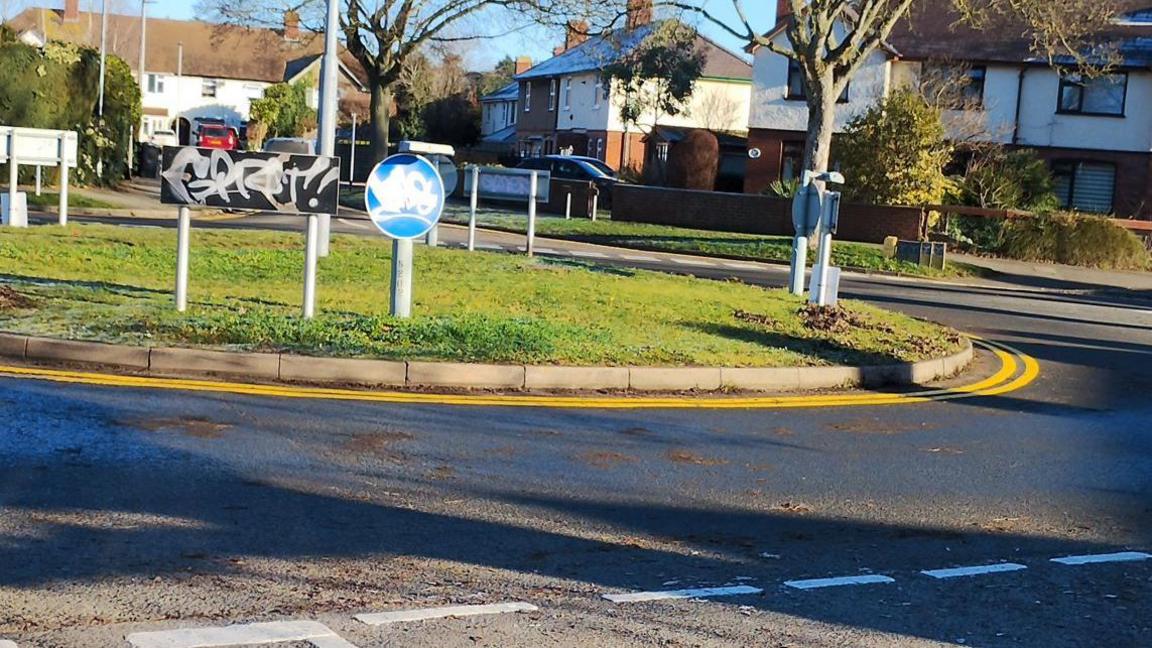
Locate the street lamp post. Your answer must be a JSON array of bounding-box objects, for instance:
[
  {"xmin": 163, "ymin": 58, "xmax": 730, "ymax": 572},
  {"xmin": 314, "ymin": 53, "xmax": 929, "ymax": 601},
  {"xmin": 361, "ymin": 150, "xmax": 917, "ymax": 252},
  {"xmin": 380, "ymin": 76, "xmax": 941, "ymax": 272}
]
[{"xmin": 97, "ymin": 0, "xmax": 108, "ymax": 178}]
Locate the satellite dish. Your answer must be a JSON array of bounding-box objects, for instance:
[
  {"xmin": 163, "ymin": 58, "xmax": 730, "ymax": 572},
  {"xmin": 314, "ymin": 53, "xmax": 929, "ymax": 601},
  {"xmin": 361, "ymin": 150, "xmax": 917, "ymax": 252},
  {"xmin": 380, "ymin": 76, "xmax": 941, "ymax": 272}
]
[{"xmin": 748, "ymin": 147, "xmax": 762, "ymax": 159}]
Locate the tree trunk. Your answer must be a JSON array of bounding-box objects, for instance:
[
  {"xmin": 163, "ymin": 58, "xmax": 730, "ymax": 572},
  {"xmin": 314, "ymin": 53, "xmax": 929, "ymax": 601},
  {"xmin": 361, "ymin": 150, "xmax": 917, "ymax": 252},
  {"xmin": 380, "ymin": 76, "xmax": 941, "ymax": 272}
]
[
  {"xmin": 370, "ymin": 78, "xmax": 392, "ymax": 163},
  {"xmin": 802, "ymin": 73, "xmax": 838, "ymax": 176}
]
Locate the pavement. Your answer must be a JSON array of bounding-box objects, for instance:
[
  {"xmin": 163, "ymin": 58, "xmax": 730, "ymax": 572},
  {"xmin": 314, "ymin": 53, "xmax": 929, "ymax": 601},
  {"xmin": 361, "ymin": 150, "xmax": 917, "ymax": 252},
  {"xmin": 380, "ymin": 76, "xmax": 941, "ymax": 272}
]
[{"xmin": 2, "ymin": 196, "xmax": 1151, "ymax": 647}]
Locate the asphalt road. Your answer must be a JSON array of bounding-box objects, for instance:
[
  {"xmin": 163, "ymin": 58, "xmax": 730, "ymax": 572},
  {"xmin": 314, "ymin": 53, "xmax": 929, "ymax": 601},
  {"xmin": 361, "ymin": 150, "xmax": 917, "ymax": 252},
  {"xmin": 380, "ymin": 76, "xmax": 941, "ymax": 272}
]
[{"xmin": 1, "ymin": 211, "xmax": 1150, "ymax": 647}]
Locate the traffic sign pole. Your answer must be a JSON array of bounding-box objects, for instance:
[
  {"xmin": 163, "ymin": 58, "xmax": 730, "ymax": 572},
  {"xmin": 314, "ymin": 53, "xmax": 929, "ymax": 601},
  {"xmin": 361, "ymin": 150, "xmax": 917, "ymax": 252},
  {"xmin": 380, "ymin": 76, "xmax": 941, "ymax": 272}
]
[
  {"xmin": 390, "ymin": 238, "xmax": 414, "ymax": 318},
  {"xmin": 303, "ymin": 214, "xmax": 319, "ymax": 318},
  {"xmin": 175, "ymin": 206, "xmax": 191, "ymax": 312},
  {"xmin": 468, "ymin": 165, "xmax": 479, "ymax": 251},
  {"xmin": 526, "ymin": 171, "xmax": 538, "ymax": 257},
  {"xmin": 789, "ymin": 235, "xmax": 808, "ymax": 295}
]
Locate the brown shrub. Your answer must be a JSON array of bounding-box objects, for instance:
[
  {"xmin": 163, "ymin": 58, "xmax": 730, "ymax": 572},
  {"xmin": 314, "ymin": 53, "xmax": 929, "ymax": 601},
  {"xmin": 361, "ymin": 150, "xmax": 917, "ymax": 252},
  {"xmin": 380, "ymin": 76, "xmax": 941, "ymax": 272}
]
[{"xmin": 666, "ymin": 129, "xmax": 718, "ymax": 191}]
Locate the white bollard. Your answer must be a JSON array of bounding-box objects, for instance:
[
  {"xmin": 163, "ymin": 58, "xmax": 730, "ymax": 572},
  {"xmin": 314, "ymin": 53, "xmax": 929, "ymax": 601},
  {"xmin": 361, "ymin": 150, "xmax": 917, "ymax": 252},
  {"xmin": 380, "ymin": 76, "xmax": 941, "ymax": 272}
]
[
  {"xmin": 175, "ymin": 207, "xmax": 191, "ymax": 312},
  {"xmin": 526, "ymin": 170, "xmax": 537, "ymax": 257},
  {"xmin": 565, "ymin": 192, "xmax": 571, "ymax": 219},
  {"xmin": 303, "ymin": 213, "xmax": 319, "ymax": 318},
  {"xmin": 6, "ymin": 130, "xmax": 16, "ymax": 227},
  {"xmin": 591, "ymin": 193, "xmax": 598, "ymax": 222},
  {"xmin": 35, "ymin": 166, "xmax": 41, "ymax": 196},
  {"xmin": 811, "ymin": 230, "xmax": 834, "ymax": 306},
  {"xmin": 467, "ymin": 165, "xmax": 479, "ymax": 251},
  {"xmin": 425, "ymin": 225, "xmax": 439, "ymax": 247}
]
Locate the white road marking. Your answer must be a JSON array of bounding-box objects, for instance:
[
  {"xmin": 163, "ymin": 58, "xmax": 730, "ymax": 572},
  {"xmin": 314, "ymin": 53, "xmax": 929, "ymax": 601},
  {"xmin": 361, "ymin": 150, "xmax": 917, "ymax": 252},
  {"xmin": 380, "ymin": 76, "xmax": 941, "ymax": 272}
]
[
  {"xmin": 603, "ymin": 585, "xmax": 762, "ymax": 603},
  {"xmin": 921, "ymin": 563, "xmax": 1028, "ymax": 579},
  {"xmin": 121, "ymin": 224, "xmax": 163, "ymax": 229},
  {"xmin": 126, "ymin": 620, "xmax": 354, "ymax": 648},
  {"xmin": 722, "ymin": 261, "xmax": 762, "ymax": 270},
  {"xmin": 570, "ymin": 250, "xmax": 609, "ymax": 258},
  {"xmin": 1051, "ymin": 551, "xmax": 1152, "ymax": 566},
  {"xmin": 355, "ymin": 602, "xmax": 538, "ymax": 625},
  {"xmin": 621, "ymin": 254, "xmax": 659, "ymax": 262},
  {"xmin": 670, "ymin": 257, "xmax": 715, "ymax": 267},
  {"xmin": 535, "ymin": 248, "xmax": 559, "ymax": 254},
  {"xmin": 337, "ymin": 218, "xmax": 370, "ymax": 230},
  {"xmin": 475, "ymin": 244, "xmax": 502, "ymax": 251},
  {"xmin": 784, "ymin": 575, "xmax": 896, "ymax": 590}
]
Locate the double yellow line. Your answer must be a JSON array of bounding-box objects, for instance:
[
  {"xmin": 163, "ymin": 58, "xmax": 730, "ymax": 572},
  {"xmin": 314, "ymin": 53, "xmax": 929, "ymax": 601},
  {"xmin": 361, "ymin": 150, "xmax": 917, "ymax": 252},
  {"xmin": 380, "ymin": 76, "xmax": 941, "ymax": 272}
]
[{"xmin": 0, "ymin": 339, "xmax": 1038, "ymax": 409}]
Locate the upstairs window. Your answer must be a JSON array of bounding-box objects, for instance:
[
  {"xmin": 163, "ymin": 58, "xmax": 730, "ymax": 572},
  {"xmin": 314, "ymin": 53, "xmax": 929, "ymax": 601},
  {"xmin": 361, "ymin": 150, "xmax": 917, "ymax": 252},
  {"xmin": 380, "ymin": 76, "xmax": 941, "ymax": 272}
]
[
  {"xmin": 921, "ymin": 63, "xmax": 986, "ymax": 109},
  {"xmin": 786, "ymin": 60, "xmax": 848, "ymax": 102},
  {"xmin": 563, "ymin": 78, "xmax": 572, "ymax": 110},
  {"xmin": 147, "ymin": 73, "xmax": 164, "ymax": 94},
  {"xmin": 524, "ymin": 83, "xmax": 531, "ymax": 111},
  {"xmin": 201, "ymin": 79, "xmax": 219, "ymax": 98},
  {"xmin": 1058, "ymin": 73, "xmax": 1127, "ymax": 116},
  {"xmin": 548, "ymin": 79, "xmax": 557, "ymax": 111}
]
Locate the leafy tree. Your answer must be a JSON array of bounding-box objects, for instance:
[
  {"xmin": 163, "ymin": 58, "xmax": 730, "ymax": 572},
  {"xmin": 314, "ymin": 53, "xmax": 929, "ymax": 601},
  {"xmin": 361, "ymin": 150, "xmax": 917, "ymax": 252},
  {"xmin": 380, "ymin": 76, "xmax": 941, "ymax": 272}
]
[
  {"xmin": 197, "ymin": 0, "xmax": 555, "ymax": 162},
  {"xmin": 249, "ymin": 80, "xmax": 319, "ymax": 146},
  {"xmin": 478, "ymin": 55, "xmax": 516, "ymax": 96},
  {"xmin": 955, "ymin": 146, "xmax": 1059, "ymax": 212},
  {"xmin": 602, "ymin": 21, "xmax": 705, "ymax": 136},
  {"xmin": 422, "ymin": 94, "xmax": 480, "ymax": 146},
  {"xmin": 673, "ymin": 0, "xmax": 1127, "ymax": 179},
  {"xmin": 837, "ymin": 90, "xmax": 953, "ymax": 206}
]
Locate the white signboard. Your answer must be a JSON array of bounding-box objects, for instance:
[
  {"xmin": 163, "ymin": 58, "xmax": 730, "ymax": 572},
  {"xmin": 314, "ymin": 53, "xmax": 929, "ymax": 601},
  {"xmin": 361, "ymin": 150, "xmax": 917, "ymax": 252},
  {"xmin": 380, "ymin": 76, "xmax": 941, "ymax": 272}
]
[
  {"xmin": 463, "ymin": 167, "xmax": 551, "ymax": 203},
  {"xmin": 0, "ymin": 127, "xmax": 79, "ymax": 167}
]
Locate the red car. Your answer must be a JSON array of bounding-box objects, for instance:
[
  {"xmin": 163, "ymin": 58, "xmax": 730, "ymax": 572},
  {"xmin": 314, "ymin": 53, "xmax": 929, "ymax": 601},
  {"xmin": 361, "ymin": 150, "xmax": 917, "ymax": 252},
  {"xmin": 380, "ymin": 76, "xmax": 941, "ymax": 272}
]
[{"xmin": 198, "ymin": 124, "xmax": 239, "ymax": 150}]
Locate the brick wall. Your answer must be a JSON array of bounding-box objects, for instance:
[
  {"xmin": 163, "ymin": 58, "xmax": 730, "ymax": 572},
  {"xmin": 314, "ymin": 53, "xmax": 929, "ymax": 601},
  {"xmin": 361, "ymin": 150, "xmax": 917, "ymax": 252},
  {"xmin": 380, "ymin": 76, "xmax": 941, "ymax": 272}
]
[
  {"xmin": 613, "ymin": 185, "xmax": 924, "ymax": 244},
  {"xmin": 1019, "ymin": 145, "xmax": 1152, "ymax": 219}
]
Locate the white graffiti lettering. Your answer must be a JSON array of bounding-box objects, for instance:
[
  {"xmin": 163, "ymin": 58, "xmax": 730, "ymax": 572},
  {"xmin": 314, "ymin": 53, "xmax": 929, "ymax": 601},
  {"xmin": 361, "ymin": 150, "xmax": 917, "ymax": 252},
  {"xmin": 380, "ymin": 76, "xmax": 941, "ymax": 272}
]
[{"xmin": 161, "ymin": 147, "xmax": 338, "ymax": 214}]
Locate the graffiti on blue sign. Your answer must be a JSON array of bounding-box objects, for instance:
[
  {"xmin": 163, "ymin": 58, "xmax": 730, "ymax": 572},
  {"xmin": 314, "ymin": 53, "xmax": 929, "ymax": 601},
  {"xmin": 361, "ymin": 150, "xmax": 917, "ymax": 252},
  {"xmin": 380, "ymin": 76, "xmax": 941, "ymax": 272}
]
[{"xmin": 364, "ymin": 153, "xmax": 445, "ymax": 239}]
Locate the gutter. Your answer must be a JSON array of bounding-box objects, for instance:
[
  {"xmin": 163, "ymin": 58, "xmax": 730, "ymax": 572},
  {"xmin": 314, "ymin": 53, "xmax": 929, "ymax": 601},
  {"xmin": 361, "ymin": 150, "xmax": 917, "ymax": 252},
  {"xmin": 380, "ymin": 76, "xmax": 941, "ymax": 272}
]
[{"xmin": 1012, "ymin": 67, "xmax": 1026, "ymax": 145}]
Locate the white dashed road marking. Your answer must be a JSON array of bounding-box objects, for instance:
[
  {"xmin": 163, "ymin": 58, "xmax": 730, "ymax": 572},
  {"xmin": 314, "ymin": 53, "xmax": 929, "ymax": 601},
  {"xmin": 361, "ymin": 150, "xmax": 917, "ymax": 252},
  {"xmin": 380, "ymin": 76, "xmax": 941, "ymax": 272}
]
[
  {"xmin": 722, "ymin": 261, "xmax": 762, "ymax": 270},
  {"xmin": 126, "ymin": 620, "xmax": 355, "ymax": 648},
  {"xmin": 337, "ymin": 218, "xmax": 370, "ymax": 230},
  {"xmin": 784, "ymin": 575, "xmax": 896, "ymax": 590},
  {"xmin": 603, "ymin": 585, "xmax": 763, "ymax": 603},
  {"xmin": 621, "ymin": 254, "xmax": 659, "ymax": 262},
  {"xmin": 1051, "ymin": 551, "xmax": 1152, "ymax": 565},
  {"xmin": 670, "ymin": 257, "xmax": 715, "ymax": 266},
  {"xmin": 535, "ymin": 248, "xmax": 559, "ymax": 254},
  {"xmin": 571, "ymin": 250, "xmax": 609, "ymax": 258},
  {"xmin": 355, "ymin": 602, "xmax": 538, "ymax": 625},
  {"xmin": 921, "ymin": 563, "xmax": 1028, "ymax": 579}
]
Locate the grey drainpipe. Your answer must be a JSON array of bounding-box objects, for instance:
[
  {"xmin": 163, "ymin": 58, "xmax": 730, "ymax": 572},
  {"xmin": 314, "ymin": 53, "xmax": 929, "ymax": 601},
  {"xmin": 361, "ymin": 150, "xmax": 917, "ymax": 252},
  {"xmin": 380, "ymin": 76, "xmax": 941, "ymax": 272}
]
[{"xmin": 1012, "ymin": 67, "xmax": 1026, "ymax": 145}]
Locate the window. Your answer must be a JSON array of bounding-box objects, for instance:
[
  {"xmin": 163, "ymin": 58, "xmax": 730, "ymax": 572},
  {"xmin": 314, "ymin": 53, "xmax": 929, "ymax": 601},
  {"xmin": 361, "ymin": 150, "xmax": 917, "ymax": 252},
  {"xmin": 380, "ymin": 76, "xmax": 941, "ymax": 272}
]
[
  {"xmin": 595, "ymin": 137, "xmax": 604, "ymax": 160},
  {"xmin": 786, "ymin": 60, "xmax": 848, "ymax": 102},
  {"xmin": 920, "ymin": 63, "xmax": 986, "ymax": 109},
  {"xmin": 655, "ymin": 142, "xmax": 670, "ymax": 162},
  {"xmin": 780, "ymin": 141, "xmax": 805, "ymax": 182},
  {"xmin": 554, "ymin": 159, "xmax": 584, "ymax": 179},
  {"xmin": 201, "ymin": 79, "xmax": 219, "ymax": 98},
  {"xmin": 147, "ymin": 73, "xmax": 164, "ymax": 94},
  {"xmin": 524, "ymin": 83, "xmax": 531, "ymax": 111},
  {"xmin": 562, "ymin": 78, "xmax": 572, "ymax": 110},
  {"xmin": 500, "ymin": 103, "xmax": 507, "ymax": 126},
  {"xmin": 548, "ymin": 79, "xmax": 557, "ymax": 111},
  {"xmin": 1052, "ymin": 161, "xmax": 1116, "ymax": 213},
  {"xmin": 593, "ymin": 75, "xmax": 602, "ymax": 108},
  {"xmin": 510, "ymin": 102, "xmax": 516, "ymax": 124},
  {"xmin": 1058, "ymin": 73, "xmax": 1127, "ymax": 116}
]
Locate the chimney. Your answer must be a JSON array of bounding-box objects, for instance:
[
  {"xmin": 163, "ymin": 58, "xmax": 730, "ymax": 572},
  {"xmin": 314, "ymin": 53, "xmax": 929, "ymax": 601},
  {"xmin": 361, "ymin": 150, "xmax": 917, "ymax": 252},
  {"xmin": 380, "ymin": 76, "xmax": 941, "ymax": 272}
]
[
  {"xmin": 777, "ymin": 0, "xmax": 793, "ymax": 21},
  {"xmin": 514, "ymin": 56, "xmax": 533, "ymax": 75},
  {"xmin": 626, "ymin": 0, "xmax": 652, "ymax": 30},
  {"xmin": 63, "ymin": 0, "xmax": 80, "ymax": 22},
  {"xmin": 284, "ymin": 11, "xmax": 301, "ymax": 41},
  {"xmin": 564, "ymin": 20, "xmax": 589, "ymax": 51}
]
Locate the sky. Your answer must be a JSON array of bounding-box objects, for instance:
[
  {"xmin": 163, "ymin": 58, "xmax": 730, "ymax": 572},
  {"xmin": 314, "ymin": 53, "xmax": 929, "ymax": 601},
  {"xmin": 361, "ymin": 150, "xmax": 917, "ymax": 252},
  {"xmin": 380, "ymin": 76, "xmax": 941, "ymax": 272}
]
[{"xmin": 5, "ymin": 0, "xmax": 777, "ymax": 70}]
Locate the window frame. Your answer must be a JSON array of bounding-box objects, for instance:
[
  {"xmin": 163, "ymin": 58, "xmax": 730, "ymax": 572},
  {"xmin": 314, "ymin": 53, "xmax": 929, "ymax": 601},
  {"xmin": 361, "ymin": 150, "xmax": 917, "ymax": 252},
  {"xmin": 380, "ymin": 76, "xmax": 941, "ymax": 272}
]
[
  {"xmin": 524, "ymin": 83, "xmax": 531, "ymax": 112},
  {"xmin": 1057, "ymin": 72, "xmax": 1128, "ymax": 117},
  {"xmin": 548, "ymin": 79, "xmax": 557, "ymax": 111},
  {"xmin": 593, "ymin": 75, "xmax": 602, "ymax": 109},
  {"xmin": 562, "ymin": 77, "xmax": 572, "ymax": 110},
  {"xmin": 201, "ymin": 79, "xmax": 219, "ymax": 98},
  {"xmin": 147, "ymin": 73, "xmax": 164, "ymax": 94},
  {"xmin": 1051, "ymin": 159, "xmax": 1117, "ymax": 213},
  {"xmin": 785, "ymin": 60, "xmax": 848, "ymax": 103}
]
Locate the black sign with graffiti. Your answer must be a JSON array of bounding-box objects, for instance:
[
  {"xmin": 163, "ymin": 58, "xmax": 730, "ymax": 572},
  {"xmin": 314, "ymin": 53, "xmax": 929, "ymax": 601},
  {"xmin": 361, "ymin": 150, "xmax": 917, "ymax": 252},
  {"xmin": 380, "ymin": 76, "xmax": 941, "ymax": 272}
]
[{"xmin": 160, "ymin": 146, "xmax": 341, "ymax": 215}]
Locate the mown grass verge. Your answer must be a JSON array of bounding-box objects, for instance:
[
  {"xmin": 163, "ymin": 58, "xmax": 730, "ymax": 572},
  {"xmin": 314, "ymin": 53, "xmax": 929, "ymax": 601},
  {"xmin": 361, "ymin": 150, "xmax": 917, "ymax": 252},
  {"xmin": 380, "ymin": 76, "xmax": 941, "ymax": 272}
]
[{"xmin": 0, "ymin": 224, "xmax": 964, "ymax": 367}]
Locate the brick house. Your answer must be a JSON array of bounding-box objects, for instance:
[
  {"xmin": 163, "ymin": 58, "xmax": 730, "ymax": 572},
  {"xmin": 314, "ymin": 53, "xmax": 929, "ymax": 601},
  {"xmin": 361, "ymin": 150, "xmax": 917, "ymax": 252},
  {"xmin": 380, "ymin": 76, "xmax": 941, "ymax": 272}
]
[
  {"xmin": 745, "ymin": 0, "xmax": 1152, "ymax": 218},
  {"xmin": 511, "ymin": 0, "xmax": 752, "ymax": 173}
]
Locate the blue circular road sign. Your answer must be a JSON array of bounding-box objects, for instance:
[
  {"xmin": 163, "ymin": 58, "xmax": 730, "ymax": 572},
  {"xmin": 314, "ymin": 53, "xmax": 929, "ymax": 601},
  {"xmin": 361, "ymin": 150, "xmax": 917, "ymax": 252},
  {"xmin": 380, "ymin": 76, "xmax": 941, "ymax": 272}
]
[{"xmin": 364, "ymin": 153, "xmax": 445, "ymax": 239}]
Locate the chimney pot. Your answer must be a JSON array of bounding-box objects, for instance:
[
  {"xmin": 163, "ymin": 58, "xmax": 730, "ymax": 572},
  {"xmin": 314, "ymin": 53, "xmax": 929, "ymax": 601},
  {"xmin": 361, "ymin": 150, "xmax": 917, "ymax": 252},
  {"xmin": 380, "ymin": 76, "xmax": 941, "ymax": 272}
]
[
  {"xmin": 626, "ymin": 0, "xmax": 652, "ymax": 30},
  {"xmin": 514, "ymin": 56, "xmax": 533, "ymax": 75},
  {"xmin": 63, "ymin": 0, "xmax": 80, "ymax": 22},
  {"xmin": 284, "ymin": 11, "xmax": 301, "ymax": 41}
]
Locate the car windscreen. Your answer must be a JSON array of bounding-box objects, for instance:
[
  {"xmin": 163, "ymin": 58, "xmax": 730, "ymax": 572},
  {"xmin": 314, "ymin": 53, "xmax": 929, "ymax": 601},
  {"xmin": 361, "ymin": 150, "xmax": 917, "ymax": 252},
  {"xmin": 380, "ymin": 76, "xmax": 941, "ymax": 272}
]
[
  {"xmin": 579, "ymin": 158, "xmax": 616, "ymax": 176},
  {"xmin": 573, "ymin": 160, "xmax": 610, "ymax": 178}
]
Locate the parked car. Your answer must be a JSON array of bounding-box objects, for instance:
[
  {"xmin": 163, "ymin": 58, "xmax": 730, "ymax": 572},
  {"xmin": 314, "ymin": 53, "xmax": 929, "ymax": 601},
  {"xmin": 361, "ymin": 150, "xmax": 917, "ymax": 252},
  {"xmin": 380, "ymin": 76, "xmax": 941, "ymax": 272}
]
[
  {"xmin": 149, "ymin": 129, "xmax": 178, "ymax": 147},
  {"xmin": 516, "ymin": 155, "xmax": 620, "ymax": 206},
  {"xmin": 197, "ymin": 124, "xmax": 239, "ymax": 150},
  {"xmin": 263, "ymin": 137, "xmax": 316, "ymax": 155}
]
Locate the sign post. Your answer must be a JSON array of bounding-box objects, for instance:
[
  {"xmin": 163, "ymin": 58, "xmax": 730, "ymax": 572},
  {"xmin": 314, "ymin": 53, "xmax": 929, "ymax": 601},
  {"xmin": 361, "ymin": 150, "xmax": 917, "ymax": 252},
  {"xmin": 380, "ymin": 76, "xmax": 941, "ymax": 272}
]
[
  {"xmin": 364, "ymin": 153, "xmax": 446, "ymax": 319},
  {"xmin": 159, "ymin": 146, "xmax": 340, "ymax": 317},
  {"xmin": 467, "ymin": 165, "xmax": 479, "ymax": 251},
  {"xmin": 527, "ymin": 170, "xmax": 538, "ymax": 257}
]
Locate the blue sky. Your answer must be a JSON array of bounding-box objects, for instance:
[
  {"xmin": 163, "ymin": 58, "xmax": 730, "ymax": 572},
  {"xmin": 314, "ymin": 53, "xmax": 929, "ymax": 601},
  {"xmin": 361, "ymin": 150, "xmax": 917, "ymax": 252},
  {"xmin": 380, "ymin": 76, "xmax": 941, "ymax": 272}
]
[{"xmin": 79, "ymin": 0, "xmax": 777, "ymax": 69}]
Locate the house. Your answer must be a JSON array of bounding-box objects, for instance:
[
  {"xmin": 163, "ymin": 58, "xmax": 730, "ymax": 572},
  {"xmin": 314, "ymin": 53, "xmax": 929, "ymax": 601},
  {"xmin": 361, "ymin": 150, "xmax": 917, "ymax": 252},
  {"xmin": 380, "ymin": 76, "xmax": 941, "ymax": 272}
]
[
  {"xmin": 512, "ymin": 0, "xmax": 752, "ymax": 172},
  {"xmin": 8, "ymin": 0, "xmax": 369, "ymax": 145},
  {"xmin": 476, "ymin": 58, "xmax": 530, "ymax": 157},
  {"xmin": 745, "ymin": 0, "xmax": 1152, "ymax": 218}
]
